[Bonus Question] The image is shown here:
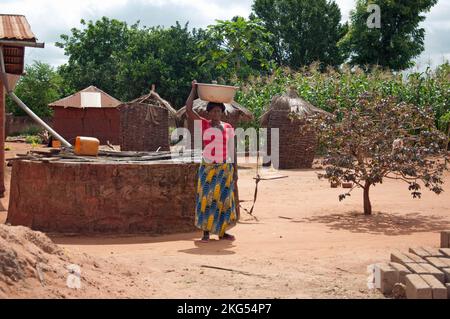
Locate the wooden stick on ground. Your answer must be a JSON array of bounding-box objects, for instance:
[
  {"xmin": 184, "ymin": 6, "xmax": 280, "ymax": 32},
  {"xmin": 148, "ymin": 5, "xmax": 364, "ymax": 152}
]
[{"xmin": 200, "ymin": 265, "xmax": 265, "ymax": 278}]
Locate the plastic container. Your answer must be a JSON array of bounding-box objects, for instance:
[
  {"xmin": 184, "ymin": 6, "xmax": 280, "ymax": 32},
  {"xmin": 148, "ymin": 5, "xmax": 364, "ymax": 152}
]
[
  {"xmin": 197, "ymin": 83, "xmax": 239, "ymax": 103},
  {"xmin": 74, "ymin": 136, "xmax": 100, "ymax": 156},
  {"xmin": 51, "ymin": 139, "xmax": 61, "ymax": 148}
]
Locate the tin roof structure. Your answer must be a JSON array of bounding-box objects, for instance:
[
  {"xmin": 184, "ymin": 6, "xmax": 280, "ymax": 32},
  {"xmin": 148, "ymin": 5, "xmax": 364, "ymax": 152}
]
[
  {"xmin": 0, "ymin": 14, "xmax": 41, "ymax": 75},
  {"xmin": 49, "ymin": 86, "xmax": 122, "ymax": 109},
  {"xmin": 0, "ymin": 14, "xmax": 36, "ymax": 41}
]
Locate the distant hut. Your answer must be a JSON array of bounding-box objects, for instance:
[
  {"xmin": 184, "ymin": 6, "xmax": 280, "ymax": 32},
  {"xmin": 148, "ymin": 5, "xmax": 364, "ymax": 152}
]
[
  {"xmin": 260, "ymin": 88, "xmax": 330, "ymax": 169},
  {"xmin": 118, "ymin": 88, "xmax": 177, "ymax": 152},
  {"xmin": 49, "ymin": 86, "xmax": 122, "ymax": 145},
  {"xmin": 177, "ymin": 99, "xmax": 254, "ymax": 150}
]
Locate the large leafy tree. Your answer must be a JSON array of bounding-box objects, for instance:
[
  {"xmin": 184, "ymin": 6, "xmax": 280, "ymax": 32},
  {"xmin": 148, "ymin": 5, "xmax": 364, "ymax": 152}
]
[
  {"xmin": 306, "ymin": 92, "xmax": 448, "ymax": 215},
  {"xmin": 6, "ymin": 61, "xmax": 63, "ymax": 117},
  {"xmin": 56, "ymin": 17, "xmax": 212, "ymax": 107},
  {"xmin": 114, "ymin": 22, "xmax": 210, "ymax": 106},
  {"xmin": 196, "ymin": 16, "xmax": 274, "ymax": 81},
  {"xmin": 340, "ymin": 0, "xmax": 438, "ymax": 70},
  {"xmin": 56, "ymin": 17, "xmax": 130, "ymax": 98},
  {"xmin": 252, "ymin": 0, "xmax": 347, "ymax": 68}
]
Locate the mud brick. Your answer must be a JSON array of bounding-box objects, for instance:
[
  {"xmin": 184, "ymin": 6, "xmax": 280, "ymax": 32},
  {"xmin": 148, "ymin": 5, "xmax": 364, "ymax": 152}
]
[
  {"xmin": 421, "ymin": 275, "xmax": 447, "ymax": 299},
  {"xmin": 403, "ymin": 252, "xmax": 426, "ymax": 263},
  {"xmin": 405, "ymin": 274, "xmax": 432, "ymax": 299},
  {"xmin": 441, "ymin": 231, "xmax": 450, "ymax": 248},
  {"xmin": 391, "ymin": 252, "xmax": 416, "ymax": 266},
  {"xmin": 439, "ymin": 248, "xmax": 450, "ymax": 257},
  {"xmin": 389, "ymin": 262, "xmax": 412, "ymax": 284},
  {"xmin": 442, "ymin": 268, "xmax": 450, "ymax": 283},
  {"xmin": 420, "ymin": 263, "xmax": 446, "ymax": 283},
  {"xmin": 421, "ymin": 247, "xmax": 444, "ymax": 257},
  {"xmin": 409, "ymin": 247, "xmax": 432, "ymax": 258},
  {"xmin": 405, "ymin": 263, "xmax": 445, "ymax": 283},
  {"xmin": 426, "ymin": 257, "xmax": 450, "ymax": 270},
  {"xmin": 377, "ymin": 263, "xmax": 397, "ymax": 294}
]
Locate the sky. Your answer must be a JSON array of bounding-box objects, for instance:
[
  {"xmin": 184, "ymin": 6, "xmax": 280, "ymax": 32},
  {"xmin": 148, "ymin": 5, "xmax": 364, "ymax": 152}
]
[{"xmin": 2, "ymin": 0, "xmax": 449, "ymax": 71}]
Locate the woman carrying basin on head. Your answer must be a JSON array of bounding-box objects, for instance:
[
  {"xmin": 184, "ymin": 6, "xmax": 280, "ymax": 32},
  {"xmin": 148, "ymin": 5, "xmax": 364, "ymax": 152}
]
[{"xmin": 185, "ymin": 80, "xmax": 238, "ymax": 243}]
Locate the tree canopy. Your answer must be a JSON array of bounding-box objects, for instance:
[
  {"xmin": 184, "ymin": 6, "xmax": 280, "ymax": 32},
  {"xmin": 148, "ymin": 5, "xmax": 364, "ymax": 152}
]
[
  {"xmin": 340, "ymin": 0, "xmax": 438, "ymax": 70},
  {"xmin": 56, "ymin": 18, "xmax": 212, "ymax": 107},
  {"xmin": 6, "ymin": 61, "xmax": 63, "ymax": 117},
  {"xmin": 252, "ymin": 0, "xmax": 347, "ymax": 68},
  {"xmin": 196, "ymin": 16, "xmax": 274, "ymax": 81}
]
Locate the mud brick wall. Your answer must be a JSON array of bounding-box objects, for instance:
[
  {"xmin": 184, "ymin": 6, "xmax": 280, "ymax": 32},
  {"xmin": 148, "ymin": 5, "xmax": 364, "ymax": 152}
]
[
  {"xmin": 52, "ymin": 108, "xmax": 120, "ymax": 145},
  {"xmin": 267, "ymin": 110, "xmax": 317, "ymax": 169},
  {"xmin": 5, "ymin": 114, "xmax": 53, "ymax": 136},
  {"xmin": 7, "ymin": 160, "xmax": 199, "ymax": 234},
  {"xmin": 119, "ymin": 102, "xmax": 170, "ymax": 152}
]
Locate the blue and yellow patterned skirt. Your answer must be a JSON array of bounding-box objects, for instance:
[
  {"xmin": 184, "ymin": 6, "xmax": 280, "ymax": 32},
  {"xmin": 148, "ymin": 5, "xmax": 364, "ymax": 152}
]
[{"xmin": 195, "ymin": 162, "xmax": 237, "ymax": 236}]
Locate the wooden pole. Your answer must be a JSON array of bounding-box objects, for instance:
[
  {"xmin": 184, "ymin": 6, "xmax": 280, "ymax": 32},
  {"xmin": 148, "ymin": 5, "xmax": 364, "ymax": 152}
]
[{"xmin": 0, "ymin": 79, "xmax": 5, "ymax": 197}]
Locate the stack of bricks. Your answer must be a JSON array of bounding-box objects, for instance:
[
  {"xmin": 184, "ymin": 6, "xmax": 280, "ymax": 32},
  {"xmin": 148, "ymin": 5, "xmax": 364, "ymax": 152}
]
[{"xmin": 377, "ymin": 231, "xmax": 450, "ymax": 299}]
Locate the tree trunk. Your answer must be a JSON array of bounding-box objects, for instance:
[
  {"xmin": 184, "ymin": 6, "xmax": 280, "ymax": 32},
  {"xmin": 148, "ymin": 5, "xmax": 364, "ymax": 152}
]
[
  {"xmin": 363, "ymin": 182, "xmax": 372, "ymax": 215},
  {"xmin": 446, "ymin": 122, "xmax": 449, "ymax": 151}
]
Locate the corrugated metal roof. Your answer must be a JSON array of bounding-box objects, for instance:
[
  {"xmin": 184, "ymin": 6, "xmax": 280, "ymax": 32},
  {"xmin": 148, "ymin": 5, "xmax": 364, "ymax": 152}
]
[
  {"xmin": 0, "ymin": 14, "xmax": 36, "ymax": 41},
  {"xmin": 49, "ymin": 86, "xmax": 122, "ymax": 108}
]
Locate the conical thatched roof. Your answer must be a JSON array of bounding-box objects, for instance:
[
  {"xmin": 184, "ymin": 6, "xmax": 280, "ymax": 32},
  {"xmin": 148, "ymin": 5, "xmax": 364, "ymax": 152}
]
[
  {"xmin": 126, "ymin": 88, "xmax": 178, "ymax": 119},
  {"xmin": 260, "ymin": 88, "xmax": 330, "ymax": 126},
  {"xmin": 177, "ymin": 98, "xmax": 254, "ymax": 126}
]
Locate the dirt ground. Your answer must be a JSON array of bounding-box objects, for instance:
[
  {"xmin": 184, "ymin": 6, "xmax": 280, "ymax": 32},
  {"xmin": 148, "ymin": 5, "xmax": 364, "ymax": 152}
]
[{"xmin": 1, "ymin": 142, "xmax": 449, "ymax": 298}]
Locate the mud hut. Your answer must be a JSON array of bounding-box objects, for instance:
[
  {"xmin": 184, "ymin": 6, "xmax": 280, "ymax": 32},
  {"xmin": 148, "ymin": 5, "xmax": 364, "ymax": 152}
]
[
  {"xmin": 177, "ymin": 99, "xmax": 254, "ymax": 150},
  {"xmin": 118, "ymin": 88, "xmax": 177, "ymax": 152},
  {"xmin": 49, "ymin": 86, "xmax": 122, "ymax": 145},
  {"xmin": 260, "ymin": 89, "xmax": 329, "ymax": 169}
]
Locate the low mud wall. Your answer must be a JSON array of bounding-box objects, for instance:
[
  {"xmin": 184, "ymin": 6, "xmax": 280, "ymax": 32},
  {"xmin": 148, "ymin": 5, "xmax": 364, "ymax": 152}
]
[{"xmin": 7, "ymin": 160, "xmax": 199, "ymax": 234}]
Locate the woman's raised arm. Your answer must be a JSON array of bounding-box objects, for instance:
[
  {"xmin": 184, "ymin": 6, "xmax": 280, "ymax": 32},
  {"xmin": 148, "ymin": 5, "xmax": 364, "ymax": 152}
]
[{"xmin": 186, "ymin": 80, "xmax": 201, "ymax": 121}]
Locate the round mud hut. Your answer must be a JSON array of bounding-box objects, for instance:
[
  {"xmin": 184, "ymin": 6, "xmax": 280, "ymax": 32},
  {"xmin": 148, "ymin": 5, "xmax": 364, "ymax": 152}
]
[
  {"xmin": 260, "ymin": 89, "xmax": 329, "ymax": 169},
  {"xmin": 176, "ymin": 98, "xmax": 254, "ymax": 150},
  {"xmin": 118, "ymin": 89, "xmax": 177, "ymax": 152}
]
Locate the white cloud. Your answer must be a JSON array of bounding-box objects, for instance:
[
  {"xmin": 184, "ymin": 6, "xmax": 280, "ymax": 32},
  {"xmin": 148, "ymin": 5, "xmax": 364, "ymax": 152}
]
[{"xmin": 2, "ymin": 0, "xmax": 448, "ymax": 70}]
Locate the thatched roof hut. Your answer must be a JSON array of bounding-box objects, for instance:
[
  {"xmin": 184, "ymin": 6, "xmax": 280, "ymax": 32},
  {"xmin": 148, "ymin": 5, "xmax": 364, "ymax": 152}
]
[
  {"xmin": 118, "ymin": 88, "xmax": 177, "ymax": 152},
  {"xmin": 177, "ymin": 98, "xmax": 254, "ymax": 150},
  {"xmin": 260, "ymin": 89, "xmax": 330, "ymax": 169},
  {"xmin": 260, "ymin": 88, "xmax": 329, "ymax": 126}
]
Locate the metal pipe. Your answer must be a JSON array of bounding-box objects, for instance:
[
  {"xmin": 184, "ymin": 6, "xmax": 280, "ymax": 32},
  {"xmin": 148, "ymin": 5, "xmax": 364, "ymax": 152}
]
[
  {"xmin": 0, "ymin": 46, "xmax": 71, "ymax": 147},
  {"xmin": 0, "ymin": 40, "xmax": 45, "ymax": 48}
]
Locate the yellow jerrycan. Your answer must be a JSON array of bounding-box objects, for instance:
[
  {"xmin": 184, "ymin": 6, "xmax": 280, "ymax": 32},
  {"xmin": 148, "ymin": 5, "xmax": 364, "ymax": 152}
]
[{"xmin": 74, "ymin": 136, "xmax": 100, "ymax": 156}]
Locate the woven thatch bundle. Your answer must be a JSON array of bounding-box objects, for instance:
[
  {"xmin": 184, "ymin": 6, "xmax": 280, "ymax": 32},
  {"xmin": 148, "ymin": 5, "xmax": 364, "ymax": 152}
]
[
  {"xmin": 260, "ymin": 88, "xmax": 328, "ymax": 126},
  {"xmin": 129, "ymin": 89, "xmax": 178, "ymax": 121},
  {"xmin": 260, "ymin": 88, "xmax": 329, "ymax": 169}
]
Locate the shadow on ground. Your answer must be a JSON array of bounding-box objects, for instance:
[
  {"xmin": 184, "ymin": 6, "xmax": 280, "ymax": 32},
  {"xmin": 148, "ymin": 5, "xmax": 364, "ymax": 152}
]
[
  {"xmin": 295, "ymin": 211, "xmax": 450, "ymax": 236},
  {"xmin": 178, "ymin": 240, "xmax": 236, "ymax": 255},
  {"xmin": 50, "ymin": 232, "xmax": 201, "ymax": 245}
]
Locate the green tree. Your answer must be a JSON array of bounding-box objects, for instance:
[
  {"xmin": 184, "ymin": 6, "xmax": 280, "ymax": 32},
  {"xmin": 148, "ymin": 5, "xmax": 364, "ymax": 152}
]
[
  {"xmin": 196, "ymin": 16, "xmax": 274, "ymax": 81},
  {"xmin": 56, "ymin": 17, "xmax": 131, "ymax": 99},
  {"xmin": 6, "ymin": 61, "xmax": 62, "ymax": 117},
  {"xmin": 115, "ymin": 22, "xmax": 211, "ymax": 106},
  {"xmin": 252, "ymin": 0, "xmax": 347, "ymax": 68},
  {"xmin": 56, "ymin": 17, "xmax": 210, "ymax": 108},
  {"xmin": 341, "ymin": 0, "xmax": 438, "ymax": 70},
  {"xmin": 305, "ymin": 92, "xmax": 448, "ymax": 215}
]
